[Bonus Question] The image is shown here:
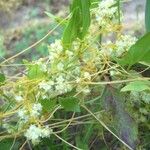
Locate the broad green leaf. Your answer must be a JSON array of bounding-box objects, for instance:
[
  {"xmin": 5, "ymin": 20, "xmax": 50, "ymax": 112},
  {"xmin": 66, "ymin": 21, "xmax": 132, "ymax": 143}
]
[
  {"xmin": 145, "ymin": 0, "xmax": 150, "ymax": 32},
  {"xmin": 0, "ymin": 73, "xmax": 5, "ymax": 83},
  {"xmin": 118, "ymin": 33, "xmax": 150, "ymax": 66},
  {"xmin": 27, "ymin": 64, "xmax": 45, "ymax": 79},
  {"xmin": 62, "ymin": 7, "xmax": 81, "ymax": 48},
  {"xmin": 59, "ymin": 97, "xmax": 80, "ymax": 112},
  {"xmin": 40, "ymin": 99, "xmax": 56, "ymax": 112},
  {"xmin": 121, "ymin": 81, "xmax": 150, "ymax": 92},
  {"xmin": 80, "ymin": 0, "xmax": 91, "ymax": 38},
  {"xmin": 101, "ymin": 86, "xmax": 138, "ymax": 149},
  {"xmin": 62, "ymin": 0, "xmax": 91, "ymax": 48}
]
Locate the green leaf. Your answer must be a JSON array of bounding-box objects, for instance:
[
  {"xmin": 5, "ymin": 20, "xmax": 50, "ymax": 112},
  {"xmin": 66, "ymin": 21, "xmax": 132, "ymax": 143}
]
[
  {"xmin": 145, "ymin": 0, "xmax": 150, "ymax": 32},
  {"xmin": 0, "ymin": 73, "xmax": 5, "ymax": 83},
  {"xmin": 80, "ymin": 0, "xmax": 91, "ymax": 38},
  {"xmin": 118, "ymin": 33, "xmax": 150, "ymax": 66},
  {"xmin": 40, "ymin": 99, "xmax": 57, "ymax": 112},
  {"xmin": 62, "ymin": 6, "xmax": 81, "ymax": 48},
  {"xmin": 0, "ymin": 139, "xmax": 20, "ymax": 150},
  {"xmin": 59, "ymin": 97, "xmax": 80, "ymax": 112},
  {"xmin": 76, "ymin": 136, "xmax": 89, "ymax": 150},
  {"xmin": 0, "ymin": 139, "xmax": 13, "ymax": 150},
  {"xmin": 90, "ymin": 0, "xmax": 100, "ymax": 8},
  {"xmin": 101, "ymin": 86, "xmax": 138, "ymax": 149},
  {"xmin": 62, "ymin": 0, "xmax": 91, "ymax": 48},
  {"xmin": 27, "ymin": 64, "xmax": 45, "ymax": 79},
  {"xmin": 121, "ymin": 81, "xmax": 150, "ymax": 92}
]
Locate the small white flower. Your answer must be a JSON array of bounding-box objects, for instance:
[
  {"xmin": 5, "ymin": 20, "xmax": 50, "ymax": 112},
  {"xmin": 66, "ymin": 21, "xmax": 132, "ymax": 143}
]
[
  {"xmin": 76, "ymin": 86, "xmax": 90, "ymax": 94},
  {"xmin": 95, "ymin": 0, "xmax": 117, "ymax": 28},
  {"xmin": 84, "ymin": 72, "xmax": 91, "ymax": 80},
  {"xmin": 41, "ymin": 64, "xmax": 47, "ymax": 72},
  {"xmin": 82, "ymin": 87, "xmax": 91, "ymax": 94},
  {"xmin": 25, "ymin": 125, "xmax": 51, "ymax": 145},
  {"xmin": 57, "ymin": 62, "xmax": 64, "ymax": 71},
  {"xmin": 76, "ymin": 78, "xmax": 81, "ymax": 83},
  {"xmin": 42, "ymin": 94, "xmax": 48, "ymax": 99},
  {"xmin": 110, "ymin": 70, "xmax": 117, "ymax": 76},
  {"xmin": 31, "ymin": 103, "xmax": 42, "ymax": 117},
  {"xmin": 72, "ymin": 41, "xmax": 80, "ymax": 51},
  {"xmin": 18, "ymin": 108, "xmax": 29, "ymax": 122},
  {"xmin": 56, "ymin": 75, "xmax": 65, "ymax": 83},
  {"xmin": 66, "ymin": 50, "xmax": 73, "ymax": 57},
  {"xmin": 115, "ymin": 35, "xmax": 137, "ymax": 57},
  {"xmin": 15, "ymin": 95, "xmax": 23, "ymax": 102},
  {"xmin": 25, "ymin": 125, "xmax": 42, "ymax": 145},
  {"xmin": 41, "ymin": 126, "xmax": 52, "ymax": 138},
  {"xmin": 39, "ymin": 81, "xmax": 54, "ymax": 92}
]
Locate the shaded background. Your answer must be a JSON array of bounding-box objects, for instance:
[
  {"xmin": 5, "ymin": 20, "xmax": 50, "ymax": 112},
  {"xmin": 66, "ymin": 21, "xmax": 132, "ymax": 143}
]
[{"xmin": 0, "ymin": 0, "xmax": 146, "ymax": 62}]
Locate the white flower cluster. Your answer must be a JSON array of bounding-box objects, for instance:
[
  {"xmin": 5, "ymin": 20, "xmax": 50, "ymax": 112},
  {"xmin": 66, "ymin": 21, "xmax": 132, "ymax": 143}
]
[
  {"xmin": 25, "ymin": 125, "xmax": 51, "ymax": 145},
  {"xmin": 101, "ymin": 35, "xmax": 137, "ymax": 57},
  {"xmin": 18, "ymin": 103, "xmax": 42, "ymax": 122},
  {"xmin": 18, "ymin": 108, "xmax": 29, "ymax": 122},
  {"xmin": 31, "ymin": 103, "xmax": 43, "ymax": 117},
  {"xmin": 36, "ymin": 59, "xmax": 48, "ymax": 72},
  {"xmin": 95, "ymin": 0, "xmax": 117, "ymax": 28},
  {"xmin": 39, "ymin": 80, "xmax": 54, "ymax": 92},
  {"xmin": 114, "ymin": 35, "xmax": 137, "ymax": 57},
  {"xmin": 38, "ymin": 74, "xmax": 73, "ymax": 99},
  {"xmin": 48, "ymin": 39, "xmax": 64, "ymax": 63},
  {"xmin": 37, "ymin": 39, "xmax": 96, "ymax": 98},
  {"xmin": 15, "ymin": 95, "xmax": 23, "ymax": 102}
]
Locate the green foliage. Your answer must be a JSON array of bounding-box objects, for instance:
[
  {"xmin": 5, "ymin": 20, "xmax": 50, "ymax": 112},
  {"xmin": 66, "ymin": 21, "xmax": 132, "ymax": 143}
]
[
  {"xmin": 0, "ymin": 0, "xmax": 150, "ymax": 149},
  {"xmin": 27, "ymin": 64, "xmax": 45, "ymax": 79},
  {"xmin": 145, "ymin": 0, "xmax": 150, "ymax": 32},
  {"xmin": 0, "ymin": 73, "xmax": 5, "ymax": 83},
  {"xmin": 118, "ymin": 33, "xmax": 150, "ymax": 67},
  {"xmin": 62, "ymin": 0, "xmax": 91, "ymax": 48},
  {"xmin": 0, "ymin": 35, "xmax": 6, "ymax": 59},
  {"xmin": 90, "ymin": 0, "xmax": 100, "ymax": 8},
  {"xmin": 121, "ymin": 81, "xmax": 150, "ymax": 92},
  {"xmin": 0, "ymin": 139, "xmax": 20, "ymax": 150},
  {"xmin": 59, "ymin": 97, "xmax": 80, "ymax": 112},
  {"xmin": 40, "ymin": 99, "xmax": 57, "ymax": 112}
]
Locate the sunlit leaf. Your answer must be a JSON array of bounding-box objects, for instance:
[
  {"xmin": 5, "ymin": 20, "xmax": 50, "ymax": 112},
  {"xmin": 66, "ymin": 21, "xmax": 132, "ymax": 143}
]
[
  {"xmin": 62, "ymin": 0, "xmax": 91, "ymax": 48},
  {"xmin": 145, "ymin": 0, "xmax": 150, "ymax": 32},
  {"xmin": 118, "ymin": 33, "xmax": 150, "ymax": 67},
  {"xmin": 40, "ymin": 99, "xmax": 57, "ymax": 112},
  {"xmin": 27, "ymin": 64, "xmax": 45, "ymax": 79},
  {"xmin": 80, "ymin": 0, "xmax": 91, "ymax": 38},
  {"xmin": 121, "ymin": 81, "xmax": 150, "ymax": 92}
]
